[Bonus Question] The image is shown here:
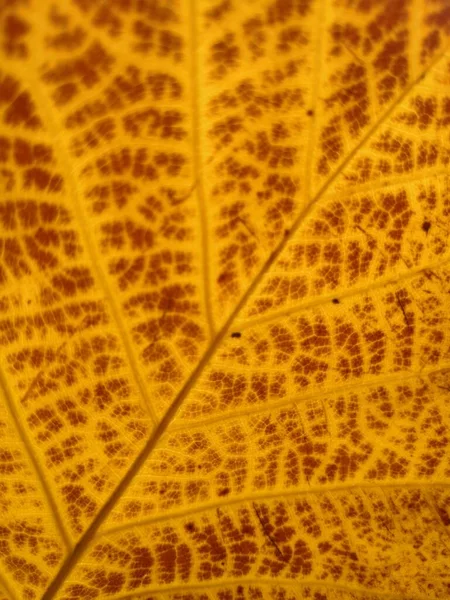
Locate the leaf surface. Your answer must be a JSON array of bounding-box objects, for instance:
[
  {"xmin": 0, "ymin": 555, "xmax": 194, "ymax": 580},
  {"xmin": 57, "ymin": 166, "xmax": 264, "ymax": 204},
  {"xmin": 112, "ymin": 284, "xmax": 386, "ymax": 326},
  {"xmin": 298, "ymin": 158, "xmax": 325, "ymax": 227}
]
[{"xmin": 0, "ymin": 1, "xmax": 450, "ymax": 599}]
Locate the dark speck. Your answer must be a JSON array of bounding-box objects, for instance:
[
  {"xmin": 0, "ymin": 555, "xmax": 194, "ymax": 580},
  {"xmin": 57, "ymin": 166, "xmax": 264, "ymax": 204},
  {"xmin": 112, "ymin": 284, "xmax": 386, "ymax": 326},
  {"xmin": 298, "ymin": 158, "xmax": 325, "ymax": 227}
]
[
  {"xmin": 422, "ymin": 220, "xmax": 431, "ymax": 233},
  {"xmin": 307, "ymin": 109, "xmax": 314, "ymax": 116},
  {"xmin": 332, "ymin": 298, "xmax": 340, "ymax": 304},
  {"xmin": 231, "ymin": 332, "xmax": 241, "ymax": 338}
]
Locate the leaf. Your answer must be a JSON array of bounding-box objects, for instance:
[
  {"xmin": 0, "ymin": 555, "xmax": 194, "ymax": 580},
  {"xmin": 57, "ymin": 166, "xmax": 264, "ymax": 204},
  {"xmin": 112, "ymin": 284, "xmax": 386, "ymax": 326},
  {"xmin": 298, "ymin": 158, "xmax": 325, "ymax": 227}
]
[{"xmin": 0, "ymin": 0, "xmax": 449, "ymax": 599}]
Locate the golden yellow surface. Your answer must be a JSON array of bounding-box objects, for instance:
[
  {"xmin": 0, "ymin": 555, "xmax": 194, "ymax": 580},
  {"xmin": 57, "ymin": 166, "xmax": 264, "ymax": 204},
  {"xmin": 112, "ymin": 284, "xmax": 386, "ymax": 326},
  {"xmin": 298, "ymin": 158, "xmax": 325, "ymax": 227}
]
[{"xmin": 0, "ymin": 1, "xmax": 449, "ymax": 599}]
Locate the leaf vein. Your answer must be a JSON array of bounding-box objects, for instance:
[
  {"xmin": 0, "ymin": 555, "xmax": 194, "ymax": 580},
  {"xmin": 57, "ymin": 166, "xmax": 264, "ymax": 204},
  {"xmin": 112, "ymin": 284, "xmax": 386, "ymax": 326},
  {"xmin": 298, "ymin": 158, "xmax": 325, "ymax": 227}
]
[
  {"xmin": 105, "ymin": 575, "xmax": 436, "ymax": 600},
  {"xmin": 101, "ymin": 481, "xmax": 450, "ymax": 538},
  {"xmin": 237, "ymin": 256, "xmax": 450, "ymax": 331},
  {"xmin": 41, "ymin": 33, "xmax": 450, "ymax": 600},
  {"xmin": 0, "ymin": 366, "xmax": 71, "ymax": 551}
]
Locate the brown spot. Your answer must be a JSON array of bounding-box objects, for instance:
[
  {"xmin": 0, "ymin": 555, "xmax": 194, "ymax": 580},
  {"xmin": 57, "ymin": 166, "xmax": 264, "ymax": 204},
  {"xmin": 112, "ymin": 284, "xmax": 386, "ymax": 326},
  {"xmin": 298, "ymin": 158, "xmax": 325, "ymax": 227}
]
[
  {"xmin": 205, "ymin": 0, "xmax": 232, "ymax": 21},
  {"xmin": 23, "ymin": 168, "xmax": 63, "ymax": 192},
  {"xmin": 53, "ymin": 83, "xmax": 78, "ymax": 106},
  {"xmin": 3, "ymin": 14, "xmax": 29, "ymax": 58},
  {"xmin": 4, "ymin": 91, "xmax": 41, "ymax": 129},
  {"xmin": 267, "ymin": 0, "xmax": 312, "ymax": 24},
  {"xmin": 89, "ymin": 571, "xmax": 125, "ymax": 594},
  {"xmin": 210, "ymin": 33, "xmax": 240, "ymax": 80},
  {"xmin": 4, "ymin": 15, "xmax": 29, "ymax": 39}
]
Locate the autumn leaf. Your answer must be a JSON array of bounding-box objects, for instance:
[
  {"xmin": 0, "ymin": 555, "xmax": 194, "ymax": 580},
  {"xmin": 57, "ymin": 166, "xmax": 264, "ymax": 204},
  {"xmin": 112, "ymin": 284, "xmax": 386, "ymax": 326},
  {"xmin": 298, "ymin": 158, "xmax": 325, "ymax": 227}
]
[{"xmin": 0, "ymin": 0, "xmax": 450, "ymax": 599}]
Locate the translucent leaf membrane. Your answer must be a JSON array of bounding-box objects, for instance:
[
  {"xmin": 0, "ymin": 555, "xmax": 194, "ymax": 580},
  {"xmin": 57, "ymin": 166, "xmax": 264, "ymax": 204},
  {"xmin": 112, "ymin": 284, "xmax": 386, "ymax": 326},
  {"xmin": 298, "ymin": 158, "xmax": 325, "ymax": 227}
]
[
  {"xmin": 0, "ymin": 1, "xmax": 449, "ymax": 599},
  {"xmin": 0, "ymin": 382, "xmax": 64, "ymax": 598},
  {"xmin": 61, "ymin": 488, "xmax": 450, "ymax": 598}
]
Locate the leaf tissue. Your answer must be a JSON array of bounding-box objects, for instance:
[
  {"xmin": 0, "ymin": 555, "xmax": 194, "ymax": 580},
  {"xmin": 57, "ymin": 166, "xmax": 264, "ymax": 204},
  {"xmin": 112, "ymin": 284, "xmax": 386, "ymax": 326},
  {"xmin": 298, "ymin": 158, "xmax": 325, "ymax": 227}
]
[{"xmin": 0, "ymin": 1, "xmax": 449, "ymax": 599}]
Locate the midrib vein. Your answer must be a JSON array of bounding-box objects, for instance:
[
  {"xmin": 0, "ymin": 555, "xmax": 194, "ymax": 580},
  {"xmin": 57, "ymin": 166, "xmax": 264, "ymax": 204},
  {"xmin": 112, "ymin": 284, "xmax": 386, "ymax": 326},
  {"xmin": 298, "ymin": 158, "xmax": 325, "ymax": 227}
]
[
  {"xmin": 42, "ymin": 31, "xmax": 450, "ymax": 600},
  {"xmin": 0, "ymin": 366, "xmax": 71, "ymax": 551}
]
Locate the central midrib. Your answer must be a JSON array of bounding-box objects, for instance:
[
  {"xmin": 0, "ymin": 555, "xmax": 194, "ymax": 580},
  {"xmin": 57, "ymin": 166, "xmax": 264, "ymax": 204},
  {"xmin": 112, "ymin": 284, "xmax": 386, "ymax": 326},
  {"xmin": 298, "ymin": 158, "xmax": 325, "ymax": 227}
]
[{"xmin": 41, "ymin": 20, "xmax": 450, "ymax": 600}]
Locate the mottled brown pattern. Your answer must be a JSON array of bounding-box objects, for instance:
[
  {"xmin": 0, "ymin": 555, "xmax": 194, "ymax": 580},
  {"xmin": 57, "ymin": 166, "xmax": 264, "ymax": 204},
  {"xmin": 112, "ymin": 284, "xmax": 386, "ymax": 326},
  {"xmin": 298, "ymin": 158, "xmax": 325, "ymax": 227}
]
[
  {"xmin": 39, "ymin": 2, "xmax": 210, "ymax": 416},
  {"xmin": 0, "ymin": 396, "xmax": 64, "ymax": 600},
  {"xmin": 0, "ymin": 0, "xmax": 449, "ymax": 599},
  {"xmin": 69, "ymin": 489, "xmax": 450, "ymax": 597},
  {"xmin": 312, "ymin": 0, "xmax": 450, "ymax": 186},
  {"xmin": 203, "ymin": 1, "xmax": 314, "ymax": 319},
  {"xmin": 109, "ymin": 350, "xmax": 449, "ymax": 523}
]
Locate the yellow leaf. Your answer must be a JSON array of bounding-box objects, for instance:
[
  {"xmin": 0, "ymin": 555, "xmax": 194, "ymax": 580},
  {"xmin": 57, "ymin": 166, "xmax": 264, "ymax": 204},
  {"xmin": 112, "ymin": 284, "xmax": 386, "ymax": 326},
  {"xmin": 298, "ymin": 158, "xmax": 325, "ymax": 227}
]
[{"xmin": 0, "ymin": 1, "xmax": 449, "ymax": 599}]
